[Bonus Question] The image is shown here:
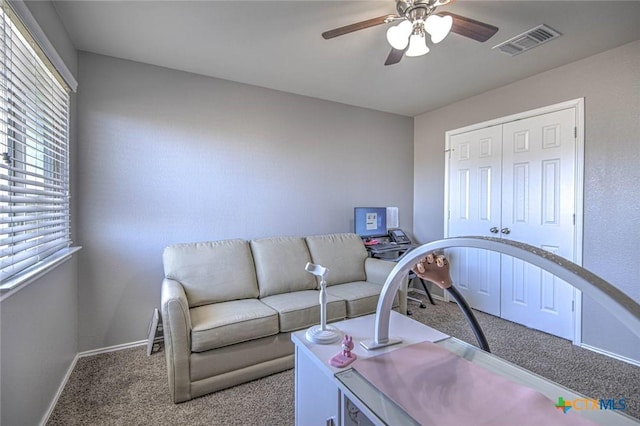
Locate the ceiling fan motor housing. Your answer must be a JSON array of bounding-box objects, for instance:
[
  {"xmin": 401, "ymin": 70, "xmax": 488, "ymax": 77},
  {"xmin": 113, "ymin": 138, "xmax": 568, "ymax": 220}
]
[{"xmin": 396, "ymin": 0, "xmax": 451, "ymax": 20}]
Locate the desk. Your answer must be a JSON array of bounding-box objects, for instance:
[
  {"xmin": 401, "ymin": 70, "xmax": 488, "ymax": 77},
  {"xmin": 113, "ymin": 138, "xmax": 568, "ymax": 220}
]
[
  {"xmin": 292, "ymin": 312, "xmax": 638, "ymax": 426},
  {"xmin": 365, "ymin": 242, "xmax": 413, "ymax": 257}
]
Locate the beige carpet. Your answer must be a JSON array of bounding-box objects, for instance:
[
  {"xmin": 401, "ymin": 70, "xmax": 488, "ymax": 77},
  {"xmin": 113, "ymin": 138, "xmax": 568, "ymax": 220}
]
[
  {"xmin": 47, "ymin": 346, "xmax": 294, "ymax": 426},
  {"xmin": 47, "ymin": 294, "xmax": 639, "ymax": 425}
]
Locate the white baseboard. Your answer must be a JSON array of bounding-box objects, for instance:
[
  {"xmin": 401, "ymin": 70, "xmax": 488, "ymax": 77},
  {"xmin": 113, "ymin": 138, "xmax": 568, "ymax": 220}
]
[
  {"xmin": 77, "ymin": 339, "xmax": 149, "ymax": 358},
  {"xmin": 40, "ymin": 353, "xmax": 79, "ymax": 426},
  {"xmin": 580, "ymin": 343, "xmax": 640, "ymax": 367},
  {"xmin": 39, "ymin": 338, "xmax": 159, "ymax": 426}
]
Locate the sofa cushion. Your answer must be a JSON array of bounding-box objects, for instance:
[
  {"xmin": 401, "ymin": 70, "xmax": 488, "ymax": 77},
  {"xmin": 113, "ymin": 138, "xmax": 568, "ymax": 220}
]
[
  {"xmin": 326, "ymin": 281, "xmax": 399, "ymax": 318},
  {"xmin": 163, "ymin": 239, "xmax": 259, "ymax": 307},
  {"xmin": 305, "ymin": 233, "xmax": 368, "ymax": 286},
  {"xmin": 260, "ymin": 290, "xmax": 346, "ymax": 332},
  {"xmin": 190, "ymin": 334, "xmax": 294, "ymax": 382},
  {"xmin": 189, "ymin": 299, "xmax": 279, "ymax": 352},
  {"xmin": 250, "ymin": 237, "xmax": 317, "ymax": 298}
]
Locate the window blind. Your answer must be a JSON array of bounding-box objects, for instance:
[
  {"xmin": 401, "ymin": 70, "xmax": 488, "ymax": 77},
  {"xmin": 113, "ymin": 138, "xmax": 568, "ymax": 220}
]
[{"xmin": 0, "ymin": 2, "xmax": 71, "ymax": 285}]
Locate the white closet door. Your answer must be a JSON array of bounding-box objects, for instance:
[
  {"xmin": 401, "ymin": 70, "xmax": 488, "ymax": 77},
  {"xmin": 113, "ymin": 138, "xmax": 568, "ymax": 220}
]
[
  {"xmin": 500, "ymin": 108, "xmax": 576, "ymax": 340},
  {"xmin": 447, "ymin": 125, "xmax": 502, "ymax": 316}
]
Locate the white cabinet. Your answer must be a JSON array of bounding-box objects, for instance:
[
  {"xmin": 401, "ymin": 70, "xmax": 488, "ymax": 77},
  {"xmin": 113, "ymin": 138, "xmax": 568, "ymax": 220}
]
[
  {"xmin": 292, "ymin": 312, "xmax": 449, "ymax": 426},
  {"xmin": 294, "ymin": 345, "xmax": 340, "ymax": 426}
]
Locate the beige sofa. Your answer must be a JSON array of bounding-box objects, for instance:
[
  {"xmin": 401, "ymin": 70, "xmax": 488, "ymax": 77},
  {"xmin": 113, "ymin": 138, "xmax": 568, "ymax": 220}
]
[{"xmin": 160, "ymin": 232, "xmax": 407, "ymax": 403}]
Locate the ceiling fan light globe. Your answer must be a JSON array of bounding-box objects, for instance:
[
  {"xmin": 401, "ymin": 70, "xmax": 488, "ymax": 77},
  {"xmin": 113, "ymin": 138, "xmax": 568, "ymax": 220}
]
[
  {"xmin": 398, "ymin": 19, "xmax": 413, "ymax": 37},
  {"xmin": 425, "ymin": 14, "xmax": 453, "ymax": 44},
  {"xmin": 386, "ymin": 25, "xmax": 410, "ymax": 50},
  {"xmin": 405, "ymin": 33, "xmax": 429, "ymax": 57}
]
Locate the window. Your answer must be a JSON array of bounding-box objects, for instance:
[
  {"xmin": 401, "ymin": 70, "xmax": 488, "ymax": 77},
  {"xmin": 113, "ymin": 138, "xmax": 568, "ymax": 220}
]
[{"xmin": 0, "ymin": 2, "xmax": 71, "ymax": 286}]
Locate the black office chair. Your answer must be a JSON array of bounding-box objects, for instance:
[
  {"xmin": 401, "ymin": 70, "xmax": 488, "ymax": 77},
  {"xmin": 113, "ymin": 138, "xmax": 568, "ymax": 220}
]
[{"xmin": 406, "ymin": 270, "xmax": 436, "ymax": 316}]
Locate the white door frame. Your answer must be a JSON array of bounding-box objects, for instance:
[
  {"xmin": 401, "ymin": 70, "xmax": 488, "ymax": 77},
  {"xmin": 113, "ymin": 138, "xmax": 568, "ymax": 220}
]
[{"xmin": 443, "ymin": 98, "xmax": 585, "ymax": 345}]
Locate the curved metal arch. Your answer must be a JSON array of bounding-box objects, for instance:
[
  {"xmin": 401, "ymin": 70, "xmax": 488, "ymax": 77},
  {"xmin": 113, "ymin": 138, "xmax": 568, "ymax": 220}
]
[{"xmin": 363, "ymin": 236, "xmax": 640, "ymax": 350}]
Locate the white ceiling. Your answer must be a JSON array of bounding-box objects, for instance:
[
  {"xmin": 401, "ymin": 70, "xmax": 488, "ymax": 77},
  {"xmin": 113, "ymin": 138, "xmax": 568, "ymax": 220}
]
[{"xmin": 52, "ymin": 1, "xmax": 640, "ymax": 117}]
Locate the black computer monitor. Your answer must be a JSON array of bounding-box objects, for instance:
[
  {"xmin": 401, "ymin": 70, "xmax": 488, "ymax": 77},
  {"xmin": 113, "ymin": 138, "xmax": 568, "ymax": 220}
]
[{"xmin": 354, "ymin": 207, "xmax": 387, "ymax": 239}]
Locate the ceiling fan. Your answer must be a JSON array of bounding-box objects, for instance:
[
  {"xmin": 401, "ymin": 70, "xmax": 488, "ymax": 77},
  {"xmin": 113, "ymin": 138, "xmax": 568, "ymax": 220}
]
[{"xmin": 322, "ymin": 0, "xmax": 499, "ymax": 65}]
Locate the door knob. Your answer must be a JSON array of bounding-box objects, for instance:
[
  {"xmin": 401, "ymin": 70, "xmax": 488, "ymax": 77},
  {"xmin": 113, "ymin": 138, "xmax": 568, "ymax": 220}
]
[
  {"xmin": 489, "ymin": 227, "xmax": 499, "ymax": 234},
  {"xmin": 501, "ymin": 227, "xmax": 511, "ymax": 235}
]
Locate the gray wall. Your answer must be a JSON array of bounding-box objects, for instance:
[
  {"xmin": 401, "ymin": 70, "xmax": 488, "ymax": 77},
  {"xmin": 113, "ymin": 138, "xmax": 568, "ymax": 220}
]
[
  {"xmin": 0, "ymin": 259, "xmax": 78, "ymax": 426},
  {"xmin": 0, "ymin": 2, "xmax": 79, "ymax": 424},
  {"xmin": 76, "ymin": 52, "xmax": 414, "ymax": 351},
  {"xmin": 414, "ymin": 40, "xmax": 640, "ymax": 362}
]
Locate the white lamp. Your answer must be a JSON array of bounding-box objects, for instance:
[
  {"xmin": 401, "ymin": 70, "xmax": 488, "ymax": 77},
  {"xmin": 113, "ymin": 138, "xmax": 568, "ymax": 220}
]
[
  {"xmin": 305, "ymin": 262, "xmax": 341, "ymax": 344},
  {"xmin": 425, "ymin": 14, "xmax": 453, "ymax": 44},
  {"xmin": 405, "ymin": 32, "xmax": 429, "ymax": 57},
  {"xmin": 386, "ymin": 20, "xmax": 413, "ymax": 50}
]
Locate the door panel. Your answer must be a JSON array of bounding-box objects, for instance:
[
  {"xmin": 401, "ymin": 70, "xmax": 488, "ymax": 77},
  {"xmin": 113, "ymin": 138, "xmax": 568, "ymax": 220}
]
[
  {"xmin": 500, "ymin": 108, "xmax": 576, "ymax": 340},
  {"xmin": 501, "ymin": 109, "xmax": 576, "ymax": 251},
  {"xmin": 501, "ymin": 255, "xmax": 575, "ymax": 339},
  {"xmin": 448, "ymin": 126, "xmax": 502, "ymax": 316}
]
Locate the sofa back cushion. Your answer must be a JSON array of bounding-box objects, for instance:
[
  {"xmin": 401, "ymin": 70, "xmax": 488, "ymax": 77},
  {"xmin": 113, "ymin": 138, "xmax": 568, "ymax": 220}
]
[
  {"xmin": 163, "ymin": 239, "xmax": 259, "ymax": 307},
  {"xmin": 251, "ymin": 236, "xmax": 317, "ymax": 298},
  {"xmin": 305, "ymin": 233, "xmax": 368, "ymax": 286}
]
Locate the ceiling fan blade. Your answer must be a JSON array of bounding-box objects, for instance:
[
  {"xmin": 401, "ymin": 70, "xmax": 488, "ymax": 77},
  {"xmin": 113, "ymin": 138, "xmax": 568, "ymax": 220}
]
[
  {"xmin": 384, "ymin": 48, "xmax": 406, "ymax": 66},
  {"xmin": 437, "ymin": 12, "xmax": 498, "ymax": 42},
  {"xmin": 322, "ymin": 15, "xmax": 397, "ymax": 39}
]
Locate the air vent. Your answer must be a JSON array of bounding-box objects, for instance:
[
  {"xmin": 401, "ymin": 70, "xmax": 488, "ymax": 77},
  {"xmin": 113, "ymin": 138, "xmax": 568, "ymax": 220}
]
[{"xmin": 493, "ymin": 24, "xmax": 561, "ymax": 57}]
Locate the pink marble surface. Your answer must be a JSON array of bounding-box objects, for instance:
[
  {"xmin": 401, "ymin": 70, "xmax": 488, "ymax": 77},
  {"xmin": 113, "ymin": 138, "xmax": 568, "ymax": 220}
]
[{"xmin": 353, "ymin": 341, "xmax": 596, "ymax": 425}]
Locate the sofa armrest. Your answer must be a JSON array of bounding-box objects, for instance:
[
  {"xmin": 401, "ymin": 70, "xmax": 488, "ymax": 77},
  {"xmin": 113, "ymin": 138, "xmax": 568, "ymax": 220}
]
[
  {"xmin": 365, "ymin": 258, "xmax": 408, "ymax": 315},
  {"xmin": 364, "ymin": 257, "xmax": 395, "ymax": 285},
  {"xmin": 161, "ymin": 278, "xmax": 192, "ymax": 403}
]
